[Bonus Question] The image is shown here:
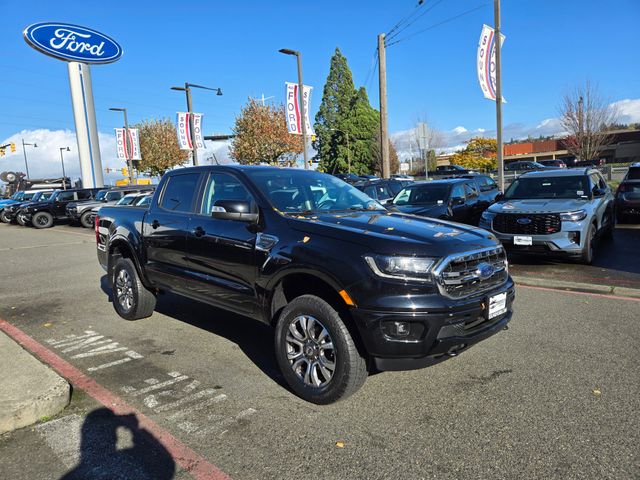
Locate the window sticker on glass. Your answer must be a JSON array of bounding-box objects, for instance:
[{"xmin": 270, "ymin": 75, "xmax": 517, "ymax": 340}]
[
  {"xmin": 542, "ymin": 182, "xmax": 551, "ymax": 186},
  {"xmin": 577, "ymin": 190, "xmax": 584, "ymax": 196},
  {"xmin": 437, "ymin": 200, "xmax": 443, "ymax": 204}
]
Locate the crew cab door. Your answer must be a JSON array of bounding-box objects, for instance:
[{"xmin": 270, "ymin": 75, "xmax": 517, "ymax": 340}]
[
  {"xmin": 463, "ymin": 182, "xmax": 481, "ymax": 224},
  {"xmin": 449, "ymin": 183, "xmax": 471, "ymax": 223},
  {"xmin": 186, "ymin": 172, "xmax": 258, "ymax": 316},
  {"xmin": 143, "ymin": 172, "xmax": 202, "ymax": 293},
  {"xmin": 52, "ymin": 190, "xmax": 77, "ymax": 216}
]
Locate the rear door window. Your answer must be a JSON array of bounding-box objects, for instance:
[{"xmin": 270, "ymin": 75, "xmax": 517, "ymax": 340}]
[
  {"xmin": 57, "ymin": 191, "xmax": 76, "ymax": 201},
  {"xmin": 200, "ymin": 173, "xmax": 254, "ymax": 215},
  {"xmin": 160, "ymin": 173, "xmax": 201, "ymax": 212},
  {"xmin": 76, "ymin": 190, "xmax": 92, "ymax": 200}
]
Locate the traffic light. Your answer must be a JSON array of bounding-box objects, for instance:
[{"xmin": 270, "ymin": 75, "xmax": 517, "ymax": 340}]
[
  {"xmin": 121, "ymin": 167, "xmax": 128, "ymax": 176},
  {"xmin": 10, "ymin": 143, "xmax": 15, "ymax": 153}
]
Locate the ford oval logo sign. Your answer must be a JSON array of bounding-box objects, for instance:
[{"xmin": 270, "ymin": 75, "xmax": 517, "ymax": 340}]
[
  {"xmin": 23, "ymin": 22, "xmax": 122, "ymax": 64},
  {"xmin": 517, "ymin": 217, "xmax": 532, "ymax": 225},
  {"xmin": 476, "ymin": 262, "xmax": 495, "ymax": 279}
]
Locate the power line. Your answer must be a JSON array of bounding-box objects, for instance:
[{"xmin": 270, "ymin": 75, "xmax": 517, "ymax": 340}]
[
  {"xmin": 387, "ymin": 3, "xmax": 488, "ymax": 47},
  {"xmin": 386, "ymin": 0, "xmax": 426, "ymax": 37},
  {"xmin": 363, "ymin": 47, "xmax": 379, "ymax": 92},
  {"xmin": 385, "ymin": 0, "xmax": 447, "ymax": 43}
]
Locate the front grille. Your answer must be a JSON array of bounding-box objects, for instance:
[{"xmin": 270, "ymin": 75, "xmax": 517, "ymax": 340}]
[
  {"xmin": 436, "ymin": 247, "xmax": 508, "ymax": 299},
  {"xmin": 493, "ymin": 213, "xmax": 561, "ymax": 235}
]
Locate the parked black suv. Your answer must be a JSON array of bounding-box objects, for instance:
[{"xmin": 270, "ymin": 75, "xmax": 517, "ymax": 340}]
[
  {"xmin": 616, "ymin": 162, "xmax": 640, "ymax": 222},
  {"xmin": 390, "ymin": 178, "xmax": 488, "ymax": 225},
  {"xmin": 96, "ymin": 166, "xmax": 514, "ymax": 404},
  {"xmin": 19, "ymin": 188, "xmax": 101, "ymax": 228},
  {"xmin": 354, "ymin": 178, "xmax": 411, "ymax": 203}
]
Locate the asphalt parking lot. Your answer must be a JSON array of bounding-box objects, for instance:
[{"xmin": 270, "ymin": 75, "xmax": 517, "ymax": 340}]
[{"xmin": 0, "ymin": 222, "xmax": 639, "ymax": 479}]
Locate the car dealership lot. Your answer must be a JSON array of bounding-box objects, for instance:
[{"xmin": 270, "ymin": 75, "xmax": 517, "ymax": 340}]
[{"xmin": 0, "ymin": 223, "xmax": 638, "ymax": 479}]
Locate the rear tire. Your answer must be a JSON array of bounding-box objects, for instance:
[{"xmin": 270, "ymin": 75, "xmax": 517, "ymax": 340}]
[
  {"xmin": 274, "ymin": 295, "xmax": 367, "ymax": 404},
  {"xmin": 32, "ymin": 212, "xmax": 54, "ymax": 229},
  {"xmin": 16, "ymin": 214, "xmax": 27, "ymax": 226},
  {"xmin": 111, "ymin": 258, "xmax": 156, "ymax": 320},
  {"xmin": 580, "ymin": 223, "xmax": 596, "ymax": 265},
  {"xmin": 80, "ymin": 211, "xmax": 94, "ymax": 228}
]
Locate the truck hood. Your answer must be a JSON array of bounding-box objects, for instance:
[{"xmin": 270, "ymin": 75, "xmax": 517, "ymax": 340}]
[
  {"xmin": 286, "ymin": 210, "xmax": 498, "ymax": 257},
  {"xmin": 0, "ymin": 199, "xmax": 19, "ymax": 208},
  {"xmin": 488, "ymin": 198, "xmax": 590, "ymax": 214}
]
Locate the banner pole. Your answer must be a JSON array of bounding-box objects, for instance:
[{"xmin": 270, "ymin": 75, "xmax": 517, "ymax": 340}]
[{"xmin": 494, "ymin": 0, "xmax": 504, "ymax": 192}]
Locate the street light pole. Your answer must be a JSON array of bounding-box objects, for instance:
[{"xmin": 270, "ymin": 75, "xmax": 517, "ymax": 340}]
[
  {"xmin": 171, "ymin": 83, "xmax": 223, "ymax": 167},
  {"xmin": 494, "ymin": 0, "xmax": 505, "ymax": 192},
  {"xmin": 279, "ymin": 48, "xmax": 309, "ymax": 169},
  {"xmin": 21, "ymin": 139, "xmax": 37, "ymax": 179},
  {"xmin": 109, "ymin": 107, "xmax": 134, "ymax": 185},
  {"xmin": 59, "ymin": 147, "xmax": 70, "ymax": 190}
]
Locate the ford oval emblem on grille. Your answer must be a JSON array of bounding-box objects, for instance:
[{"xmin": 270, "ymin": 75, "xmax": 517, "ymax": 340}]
[
  {"xmin": 517, "ymin": 217, "xmax": 532, "ymax": 225},
  {"xmin": 476, "ymin": 262, "xmax": 495, "ymax": 279}
]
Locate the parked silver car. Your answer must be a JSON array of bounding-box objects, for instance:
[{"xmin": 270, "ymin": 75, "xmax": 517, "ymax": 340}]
[{"xmin": 479, "ymin": 168, "xmax": 615, "ymax": 264}]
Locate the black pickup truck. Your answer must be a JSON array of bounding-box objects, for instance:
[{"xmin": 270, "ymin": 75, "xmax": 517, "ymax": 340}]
[{"xmin": 96, "ymin": 166, "xmax": 515, "ymax": 404}]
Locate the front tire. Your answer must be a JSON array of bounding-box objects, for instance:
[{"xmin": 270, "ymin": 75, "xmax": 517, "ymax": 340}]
[
  {"xmin": 16, "ymin": 214, "xmax": 28, "ymax": 226},
  {"xmin": 111, "ymin": 258, "xmax": 156, "ymax": 320},
  {"xmin": 0, "ymin": 210, "xmax": 11, "ymax": 223},
  {"xmin": 32, "ymin": 212, "xmax": 54, "ymax": 229},
  {"xmin": 580, "ymin": 223, "xmax": 596, "ymax": 264},
  {"xmin": 274, "ymin": 295, "xmax": 367, "ymax": 404},
  {"xmin": 80, "ymin": 211, "xmax": 94, "ymax": 228}
]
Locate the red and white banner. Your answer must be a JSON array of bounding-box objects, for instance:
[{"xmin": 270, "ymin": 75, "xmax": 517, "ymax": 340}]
[
  {"xmin": 285, "ymin": 82, "xmax": 314, "ymax": 135},
  {"xmin": 176, "ymin": 112, "xmax": 205, "ymax": 150},
  {"xmin": 477, "ymin": 24, "xmax": 505, "ymax": 102},
  {"xmin": 114, "ymin": 128, "xmax": 141, "ymax": 160}
]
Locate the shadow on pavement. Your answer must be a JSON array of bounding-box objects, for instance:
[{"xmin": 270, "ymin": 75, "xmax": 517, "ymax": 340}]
[
  {"xmin": 508, "ymin": 225, "xmax": 640, "ymax": 288},
  {"xmin": 99, "ymin": 276, "xmax": 286, "ymax": 389},
  {"xmin": 60, "ymin": 408, "xmax": 175, "ymax": 480}
]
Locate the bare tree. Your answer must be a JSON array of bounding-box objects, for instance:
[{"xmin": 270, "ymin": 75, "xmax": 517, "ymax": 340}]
[
  {"xmin": 412, "ymin": 118, "xmax": 444, "ymax": 173},
  {"xmin": 559, "ymin": 82, "xmax": 618, "ymax": 161}
]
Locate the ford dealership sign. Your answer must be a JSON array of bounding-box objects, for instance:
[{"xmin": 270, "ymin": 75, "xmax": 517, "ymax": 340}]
[{"xmin": 23, "ymin": 22, "xmax": 122, "ymax": 64}]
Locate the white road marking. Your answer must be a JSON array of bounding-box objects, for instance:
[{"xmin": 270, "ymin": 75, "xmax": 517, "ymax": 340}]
[
  {"xmin": 154, "ymin": 388, "xmax": 220, "ymax": 413},
  {"xmin": 166, "ymin": 394, "xmax": 227, "ymax": 421},
  {"xmin": 196, "ymin": 408, "xmax": 258, "ymax": 437},
  {"xmin": 87, "ymin": 350, "xmax": 143, "ymax": 371},
  {"xmin": 0, "ymin": 241, "xmax": 88, "ymax": 252},
  {"xmin": 47, "ymin": 331, "xmax": 98, "ymax": 346},
  {"xmin": 130, "ymin": 374, "xmax": 189, "ymax": 396},
  {"xmin": 62, "ymin": 337, "xmax": 112, "ymax": 353},
  {"xmin": 71, "ymin": 346, "xmax": 129, "ymax": 358}
]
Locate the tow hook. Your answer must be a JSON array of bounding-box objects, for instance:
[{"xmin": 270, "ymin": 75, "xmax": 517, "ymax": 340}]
[{"xmin": 447, "ymin": 344, "xmax": 466, "ymax": 357}]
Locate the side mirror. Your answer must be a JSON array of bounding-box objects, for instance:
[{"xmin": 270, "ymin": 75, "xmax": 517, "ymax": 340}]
[
  {"xmin": 592, "ymin": 188, "xmax": 606, "ymax": 198},
  {"xmin": 212, "ymin": 199, "xmax": 258, "ymax": 222},
  {"xmin": 451, "ymin": 196, "xmax": 465, "ymax": 206}
]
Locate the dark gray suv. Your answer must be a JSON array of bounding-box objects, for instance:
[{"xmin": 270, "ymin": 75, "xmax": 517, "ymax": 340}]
[{"xmin": 479, "ymin": 168, "xmax": 615, "ymax": 264}]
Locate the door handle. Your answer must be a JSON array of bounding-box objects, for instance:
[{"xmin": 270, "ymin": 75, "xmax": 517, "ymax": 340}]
[
  {"xmin": 193, "ymin": 226, "xmax": 205, "ymax": 237},
  {"xmin": 151, "ymin": 219, "xmax": 160, "ymax": 229}
]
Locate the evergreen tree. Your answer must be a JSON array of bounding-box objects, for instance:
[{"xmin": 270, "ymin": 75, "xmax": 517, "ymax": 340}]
[{"xmin": 314, "ymin": 49, "xmax": 382, "ymax": 174}]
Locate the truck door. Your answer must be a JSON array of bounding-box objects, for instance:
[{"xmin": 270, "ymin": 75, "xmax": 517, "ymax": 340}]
[
  {"xmin": 53, "ymin": 190, "xmax": 76, "ymax": 216},
  {"xmin": 186, "ymin": 172, "xmax": 258, "ymax": 316},
  {"xmin": 143, "ymin": 172, "xmax": 202, "ymax": 293}
]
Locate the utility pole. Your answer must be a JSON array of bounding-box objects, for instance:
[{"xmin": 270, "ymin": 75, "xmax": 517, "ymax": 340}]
[
  {"xmin": 494, "ymin": 0, "xmax": 504, "ymax": 192},
  {"xmin": 59, "ymin": 147, "xmax": 70, "ymax": 190},
  {"xmin": 378, "ymin": 33, "xmax": 390, "ymax": 179}
]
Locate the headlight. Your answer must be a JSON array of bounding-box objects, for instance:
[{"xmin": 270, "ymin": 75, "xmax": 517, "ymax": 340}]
[
  {"xmin": 364, "ymin": 255, "xmax": 437, "ymax": 282},
  {"xmin": 560, "ymin": 210, "xmax": 587, "ymax": 222},
  {"xmin": 481, "ymin": 210, "xmax": 496, "ymax": 221}
]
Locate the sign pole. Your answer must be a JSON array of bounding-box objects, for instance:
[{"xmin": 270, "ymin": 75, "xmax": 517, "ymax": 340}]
[
  {"xmin": 295, "ymin": 53, "xmax": 309, "ymax": 170},
  {"xmin": 67, "ymin": 62, "xmax": 104, "ymax": 188},
  {"xmin": 494, "ymin": 0, "xmax": 504, "ymax": 192}
]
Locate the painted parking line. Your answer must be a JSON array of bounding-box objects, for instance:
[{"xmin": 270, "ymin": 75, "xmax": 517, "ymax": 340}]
[
  {"xmin": 0, "ymin": 318, "xmax": 230, "ymax": 480},
  {"xmin": 519, "ymin": 284, "xmax": 640, "ymax": 302},
  {"xmin": 0, "ymin": 240, "xmax": 89, "ymax": 252}
]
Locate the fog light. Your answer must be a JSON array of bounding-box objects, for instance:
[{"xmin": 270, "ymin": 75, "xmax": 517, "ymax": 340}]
[
  {"xmin": 567, "ymin": 231, "xmax": 580, "ymax": 244},
  {"xmin": 394, "ymin": 321, "xmax": 410, "ymax": 337}
]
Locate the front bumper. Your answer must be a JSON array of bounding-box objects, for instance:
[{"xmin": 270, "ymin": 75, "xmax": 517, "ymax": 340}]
[
  {"xmin": 350, "ymin": 281, "xmax": 515, "ymax": 371},
  {"xmin": 480, "ymin": 218, "xmax": 587, "ymax": 256}
]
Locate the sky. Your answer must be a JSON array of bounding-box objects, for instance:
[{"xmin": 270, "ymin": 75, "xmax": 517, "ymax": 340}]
[{"xmin": 1, "ymin": 0, "xmax": 639, "ymax": 181}]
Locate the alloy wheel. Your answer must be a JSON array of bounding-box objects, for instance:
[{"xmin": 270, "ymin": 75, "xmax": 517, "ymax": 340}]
[
  {"xmin": 285, "ymin": 315, "xmax": 336, "ymax": 387},
  {"xmin": 115, "ymin": 269, "xmax": 134, "ymax": 311}
]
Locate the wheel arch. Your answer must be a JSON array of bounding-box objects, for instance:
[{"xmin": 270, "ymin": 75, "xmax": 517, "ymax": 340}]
[{"xmin": 107, "ymin": 237, "xmax": 150, "ymax": 288}]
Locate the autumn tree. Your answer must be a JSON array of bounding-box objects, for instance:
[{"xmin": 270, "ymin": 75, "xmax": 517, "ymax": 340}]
[
  {"xmin": 230, "ymin": 98, "xmax": 303, "ymax": 166},
  {"xmin": 559, "ymin": 81, "xmax": 618, "ymax": 161},
  {"xmin": 450, "ymin": 137, "xmax": 497, "ymax": 172},
  {"xmin": 134, "ymin": 118, "xmax": 190, "ymax": 177}
]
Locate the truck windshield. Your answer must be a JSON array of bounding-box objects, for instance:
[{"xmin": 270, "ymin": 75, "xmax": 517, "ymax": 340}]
[
  {"xmin": 245, "ymin": 169, "xmax": 385, "ymax": 213},
  {"xmin": 393, "ymin": 184, "xmax": 451, "ymax": 206},
  {"xmin": 504, "ymin": 176, "xmax": 590, "ymax": 200}
]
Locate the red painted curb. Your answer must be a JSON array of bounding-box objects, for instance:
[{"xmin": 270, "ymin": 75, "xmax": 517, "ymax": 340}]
[
  {"xmin": 519, "ymin": 284, "xmax": 640, "ymax": 302},
  {"xmin": 0, "ymin": 318, "xmax": 230, "ymax": 480}
]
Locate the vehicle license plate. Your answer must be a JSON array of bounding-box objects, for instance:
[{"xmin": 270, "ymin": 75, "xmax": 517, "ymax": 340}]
[
  {"xmin": 513, "ymin": 235, "xmax": 532, "ymax": 246},
  {"xmin": 488, "ymin": 292, "xmax": 507, "ymax": 319}
]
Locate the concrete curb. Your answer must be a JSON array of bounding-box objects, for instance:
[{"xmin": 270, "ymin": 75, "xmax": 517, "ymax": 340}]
[
  {"xmin": 0, "ymin": 331, "xmax": 70, "ymax": 434},
  {"xmin": 512, "ymin": 275, "xmax": 640, "ymax": 299}
]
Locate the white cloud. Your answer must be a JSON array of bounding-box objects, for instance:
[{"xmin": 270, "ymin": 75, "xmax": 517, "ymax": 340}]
[{"xmin": 613, "ymin": 98, "xmax": 640, "ymax": 124}]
